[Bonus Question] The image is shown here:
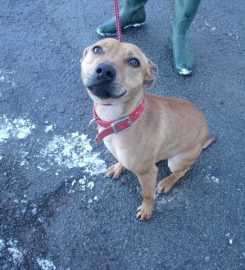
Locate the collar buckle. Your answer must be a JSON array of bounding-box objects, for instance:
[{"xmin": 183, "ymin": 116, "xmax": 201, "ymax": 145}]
[{"xmin": 111, "ymin": 116, "xmax": 133, "ymax": 134}]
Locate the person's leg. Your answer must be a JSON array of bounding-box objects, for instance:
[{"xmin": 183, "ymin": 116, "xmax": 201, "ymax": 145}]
[
  {"xmin": 97, "ymin": 0, "xmax": 148, "ymax": 37},
  {"xmin": 172, "ymin": 0, "xmax": 201, "ymax": 75}
]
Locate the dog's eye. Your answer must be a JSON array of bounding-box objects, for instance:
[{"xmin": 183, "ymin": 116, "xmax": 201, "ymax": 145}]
[
  {"xmin": 93, "ymin": 46, "xmax": 103, "ymax": 54},
  {"xmin": 128, "ymin": 58, "xmax": 140, "ymax": 68}
]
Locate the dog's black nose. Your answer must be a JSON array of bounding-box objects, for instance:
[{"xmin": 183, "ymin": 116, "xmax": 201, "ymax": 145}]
[{"xmin": 95, "ymin": 63, "xmax": 116, "ymax": 82}]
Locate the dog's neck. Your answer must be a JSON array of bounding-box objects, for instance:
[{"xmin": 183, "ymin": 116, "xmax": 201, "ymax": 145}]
[{"xmin": 94, "ymin": 91, "xmax": 144, "ymax": 122}]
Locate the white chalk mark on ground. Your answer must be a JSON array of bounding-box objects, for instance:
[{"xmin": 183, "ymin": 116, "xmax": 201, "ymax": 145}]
[
  {"xmin": 68, "ymin": 175, "xmax": 95, "ymax": 193},
  {"xmin": 45, "ymin": 124, "xmax": 56, "ymax": 133},
  {"xmin": 0, "ymin": 239, "xmax": 25, "ymax": 266},
  {"xmin": 67, "ymin": 175, "xmax": 99, "ymax": 203},
  {"xmin": 156, "ymin": 189, "xmax": 185, "ymax": 212},
  {"xmin": 37, "ymin": 257, "xmax": 56, "ymax": 270},
  {"xmin": 204, "ymin": 20, "xmax": 216, "ymax": 32},
  {"xmin": 0, "ymin": 69, "xmax": 16, "ymax": 87},
  {"xmin": 225, "ymin": 232, "xmax": 234, "ymax": 245},
  {"xmin": 87, "ymin": 181, "xmax": 95, "ymax": 189},
  {"xmin": 205, "ymin": 174, "xmax": 220, "ymax": 184},
  {"xmin": 197, "ymin": 17, "xmax": 239, "ymax": 39},
  {"xmin": 0, "ymin": 239, "xmax": 57, "ymax": 269},
  {"xmin": 0, "ymin": 115, "xmax": 36, "ymax": 144},
  {"xmin": 32, "ymin": 204, "xmax": 37, "ymax": 215},
  {"xmin": 7, "ymin": 247, "xmax": 24, "ymax": 265},
  {"xmin": 14, "ymin": 195, "xmax": 29, "ymax": 214},
  {"xmin": 19, "ymin": 150, "xmax": 30, "ymax": 169},
  {"xmin": 40, "ymin": 132, "xmax": 106, "ymax": 175},
  {"xmin": 88, "ymin": 196, "xmax": 98, "ymax": 204},
  {"xmin": 0, "ymin": 239, "xmax": 5, "ymax": 251},
  {"xmin": 37, "ymin": 165, "xmax": 49, "ymax": 171},
  {"xmin": 195, "ymin": 18, "xmax": 217, "ymax": 33}
]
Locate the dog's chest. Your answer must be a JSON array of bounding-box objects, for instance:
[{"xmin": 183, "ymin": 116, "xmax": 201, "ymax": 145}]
[
  {"xmin": 101, "ymin": 128, "xmax": 130, "ymax": 161},
  {"xmin": 103, "ymin": 135, "xmax": 118, "ymax": 159}
]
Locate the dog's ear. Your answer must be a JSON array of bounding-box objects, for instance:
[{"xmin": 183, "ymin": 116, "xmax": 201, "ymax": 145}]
[
  {"xmin": 143, "ymin": 59, "xmax": 158, "ymax": 88},
  {"xmin": 80, "ymin": 46, "xmax": 90, "ymax": 63},
  {"xmin": 83, "ymin": 47, "xmax": 89, "ymax": 58}
]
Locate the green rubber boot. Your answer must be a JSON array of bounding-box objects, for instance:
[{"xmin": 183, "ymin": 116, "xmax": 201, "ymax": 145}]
[
  {"xmin": 97, "ymin": 0, "xmax": 148, "ymax": 37},
  {"xmin": 172, "ymin": 0, "xmax": 201, "ymax": 75}
]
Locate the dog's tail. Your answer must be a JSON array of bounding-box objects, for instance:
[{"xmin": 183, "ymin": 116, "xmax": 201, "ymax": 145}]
[{"xmin": 203, "ymin": 136, "xmax": 218, "ymax": 150}]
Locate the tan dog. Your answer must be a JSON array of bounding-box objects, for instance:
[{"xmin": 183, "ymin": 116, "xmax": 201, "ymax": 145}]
[{"xmin": 81, "ymin": 38, "xmax": 217, "ymax": 220}]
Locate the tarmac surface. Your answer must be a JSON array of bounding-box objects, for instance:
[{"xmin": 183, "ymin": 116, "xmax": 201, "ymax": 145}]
[{"xmin": 0, "ymin": 0, "xmax": 244, "ymax": 269}]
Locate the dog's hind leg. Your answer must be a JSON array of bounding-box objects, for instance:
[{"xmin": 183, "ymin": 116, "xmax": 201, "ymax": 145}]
[
  {"xmin": 105, "ymin": 162, "xmax": 126, "ymax": 179},
  {"xmin": 156, "ymin": 146, "xmax": 202, "ymax": 193},
  {"xmin": 156, "ymin": 169, "xmax": 189, "ymax": 194}
]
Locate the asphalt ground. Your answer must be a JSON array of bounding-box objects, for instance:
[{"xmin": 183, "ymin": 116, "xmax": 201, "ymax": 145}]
[{"xmin": 0, "ymin": 0, "xmax": 244, "ymax": 269}]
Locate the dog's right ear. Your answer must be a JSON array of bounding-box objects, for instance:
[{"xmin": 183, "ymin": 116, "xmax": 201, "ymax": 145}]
[{"xmin": 143, "ymin": 59, "xmax": 158, "ymax": 88}]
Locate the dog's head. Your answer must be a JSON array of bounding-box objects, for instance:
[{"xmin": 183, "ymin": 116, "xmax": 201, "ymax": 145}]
[{"xmin": 81, "ymin": 38, "xmax": 157, "ymax": 103}]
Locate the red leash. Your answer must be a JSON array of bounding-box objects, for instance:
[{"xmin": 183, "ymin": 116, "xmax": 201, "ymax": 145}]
[{"xmin": 113, "ymin": 0, "xmax": 122, "ymax": 42}]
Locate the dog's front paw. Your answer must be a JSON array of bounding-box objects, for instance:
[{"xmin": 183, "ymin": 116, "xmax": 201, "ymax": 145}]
[
  {"xmin": 136, "ymin": 202, "xmax": 153, "ymax": 220},
  {"xmin": 105, "ymin": 162, "xmax": 125, "ymax": 180}
]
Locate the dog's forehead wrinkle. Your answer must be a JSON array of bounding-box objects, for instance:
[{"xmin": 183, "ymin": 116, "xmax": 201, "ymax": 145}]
[
  {"xmin": 126, "ymin": 50, "xmax": 135, "ymax": 58},
  {"xmin": 101, "ymin": 39, "xmax": 121, "ymax": 51}
]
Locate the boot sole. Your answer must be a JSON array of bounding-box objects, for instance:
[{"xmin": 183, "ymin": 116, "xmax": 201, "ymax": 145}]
[{"xmin": 96, "ymin": 22, "xmax": 146, "ymax": 37}]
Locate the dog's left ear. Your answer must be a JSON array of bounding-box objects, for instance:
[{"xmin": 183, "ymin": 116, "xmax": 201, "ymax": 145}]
[
  {"xmin": 80, "ymin": 46, "xmax": 90, "ymax": 63},
  {"xmin": 143, "ymin": 59, "xmax": 158, "ymax": 88}
]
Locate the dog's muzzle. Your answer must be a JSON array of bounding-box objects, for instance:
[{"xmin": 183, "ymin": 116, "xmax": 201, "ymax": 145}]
[{"xmin": 84, "ymin": 63, "xmax": 120, "ymax": 99}]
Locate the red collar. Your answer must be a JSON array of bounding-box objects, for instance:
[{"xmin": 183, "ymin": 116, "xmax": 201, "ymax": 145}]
[{"xmin": 93, "ymin": 96, "xmax": 145, "ymax": 142}]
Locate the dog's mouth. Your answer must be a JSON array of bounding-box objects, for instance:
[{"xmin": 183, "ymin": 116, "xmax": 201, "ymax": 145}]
[{"xmin": 85, "ymin": 81, "xmax": 127, "ymax": 100}]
